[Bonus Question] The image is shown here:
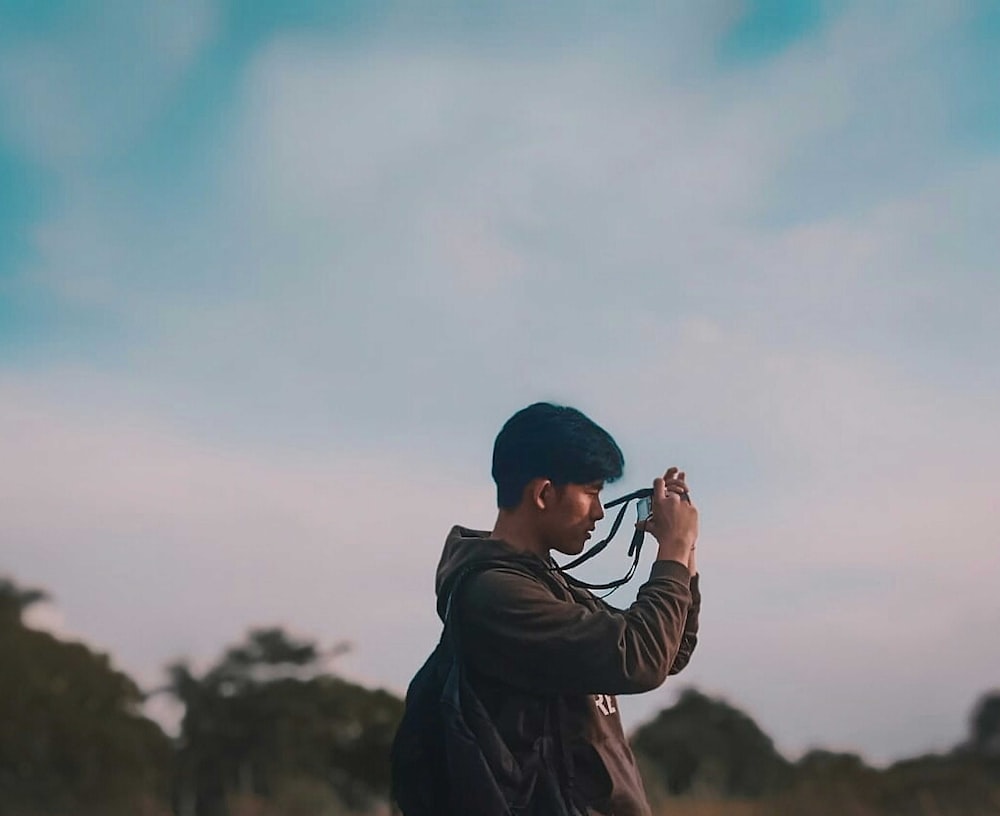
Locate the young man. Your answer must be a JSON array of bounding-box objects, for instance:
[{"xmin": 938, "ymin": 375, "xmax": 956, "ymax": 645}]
[{"xmin": 434, "ymin": 402, "xmax": 700, "ymax": 816}]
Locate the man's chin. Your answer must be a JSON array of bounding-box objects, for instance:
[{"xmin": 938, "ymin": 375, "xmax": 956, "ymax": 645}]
[{"xmin": 557, "ymin": 540, "xmax": 587, "ymax": 557}]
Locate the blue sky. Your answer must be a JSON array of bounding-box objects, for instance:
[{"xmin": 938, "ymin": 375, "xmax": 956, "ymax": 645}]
[{"xmin": 1, "ymin": 0, "xmax": 998, "ymax": 763}]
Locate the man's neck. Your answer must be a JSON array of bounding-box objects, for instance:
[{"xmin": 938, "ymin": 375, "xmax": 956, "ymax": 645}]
[{"xmin": 491, "ymin": 511, "xmax": 548, "ymax": 560}]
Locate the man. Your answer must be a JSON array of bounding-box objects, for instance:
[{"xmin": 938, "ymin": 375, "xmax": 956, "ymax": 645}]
[{"xmin": 433, "ymin": 402, "xmax": 700, "ymax": 816}]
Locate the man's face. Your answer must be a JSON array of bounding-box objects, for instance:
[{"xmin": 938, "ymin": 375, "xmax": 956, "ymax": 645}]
[{"xmin": 542, "ymin": 481, "xmax": 606, "ymax": 557}]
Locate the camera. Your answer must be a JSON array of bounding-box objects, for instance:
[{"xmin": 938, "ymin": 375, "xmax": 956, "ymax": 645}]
[{"xmin": 636, "ymin": 496, "xmax": 652, "ymax": 522}]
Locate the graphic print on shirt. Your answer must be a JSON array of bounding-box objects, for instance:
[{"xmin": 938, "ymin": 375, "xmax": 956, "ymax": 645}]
[{"xmin": 594, "ymin": 694, "xmax": 617, "ymax": 716}]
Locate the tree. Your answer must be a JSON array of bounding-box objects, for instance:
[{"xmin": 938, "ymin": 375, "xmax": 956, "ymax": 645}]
[
  {"xmin": 968, "ymin": 690, "xmax": 1000, "ymax": 758},
  {"xmin": 0, "ymin": 576, "xmax": 171, "ymax": 816},
  {"xmin": 0, "ymin": 577, "xmax": 49, "ymax": 625},
  {"xmin": 632, "ymin": 688, "xmax": 794, "ymax": 799},
  {"xmin": 164, "ymin": 627, "xmax": 403, "ymax": 816}
]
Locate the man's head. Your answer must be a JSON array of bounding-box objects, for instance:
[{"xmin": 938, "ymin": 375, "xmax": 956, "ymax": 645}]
[{"xmin": 491, "ymin": 402, "xmax": 624, "ymax": 556}]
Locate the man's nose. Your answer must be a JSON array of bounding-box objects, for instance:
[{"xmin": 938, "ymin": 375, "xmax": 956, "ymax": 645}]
[{"xmin": 594, "ymin": 500, "xmax": 605, "ymax": 522}]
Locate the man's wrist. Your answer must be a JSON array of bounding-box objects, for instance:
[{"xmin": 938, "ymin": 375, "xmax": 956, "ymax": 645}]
[{"xmin": 655, "ymin": 536, "xmax": 693, "ymax": 563}]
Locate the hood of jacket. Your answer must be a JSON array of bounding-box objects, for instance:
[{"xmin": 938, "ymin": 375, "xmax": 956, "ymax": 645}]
[{"xmin": 434, "ymin": 525, "xmax": 548, "ymax": 621}]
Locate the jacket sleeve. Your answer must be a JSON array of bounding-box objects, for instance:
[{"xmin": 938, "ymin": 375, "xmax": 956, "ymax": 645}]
[
  {"xmin": 457, "ymin": 559, "xmax": 693, "ymax": 696},
  {"xmin": 667, "ymin": 573, "xmax": 700, "ymax": 676}
]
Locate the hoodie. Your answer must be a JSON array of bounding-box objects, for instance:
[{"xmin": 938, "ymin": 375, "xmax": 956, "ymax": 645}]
[{"xmin": 435, "ymin": 525, "xmax": 700, "ymax": 816}]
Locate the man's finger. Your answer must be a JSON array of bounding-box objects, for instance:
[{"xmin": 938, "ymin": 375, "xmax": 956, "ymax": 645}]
[{"xmin": 653, "ymin": 476, "xmax": 666, "ymax": 500}]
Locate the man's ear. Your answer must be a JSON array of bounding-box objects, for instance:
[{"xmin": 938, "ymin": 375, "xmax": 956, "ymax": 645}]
[{"xmin": 528, "ymin": 478, "xmax": 553, "ymax": 511}]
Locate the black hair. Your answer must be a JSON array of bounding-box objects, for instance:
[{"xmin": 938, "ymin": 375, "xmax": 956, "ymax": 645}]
[{"xmin": 491, "ymin": 402, "xmax": 625, "ymax": 509}]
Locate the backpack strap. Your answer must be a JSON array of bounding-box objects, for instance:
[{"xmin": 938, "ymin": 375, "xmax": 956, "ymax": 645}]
[
  {"xmin": 442, "ymin": 562, "xmax": 500, "ymax": 644},
  {"xmin": 444, "ymin": 561, "xmax": 581, "ymax": 814}
]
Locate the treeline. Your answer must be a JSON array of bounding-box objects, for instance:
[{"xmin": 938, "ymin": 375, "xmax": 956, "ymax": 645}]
[
  {"xmin": 0, "ymin": 577, "xmax": 400, "ymax": 816},
  {"xmin": 634, "ymin": 689, "xmax": 1000, "ymax": 815},
  {"xmin": 2, "ymin": 576, "xmax": 999, "ymax": 816}
]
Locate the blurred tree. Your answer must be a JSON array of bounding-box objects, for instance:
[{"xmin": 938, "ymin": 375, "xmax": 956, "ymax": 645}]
[
  {"xmin": 0, "ymin": 576, "xmax": 171, "ymax": 816},
  {"xmin": 164, "ymin": 627, "xmax": 403, "ymax": 816},
  {"xmin": 969, "ymin": 690, "xmax": 1000, "ymax": 758},
  {"xmin": 787, "ymin": 749, "xmax": 880, "ymax": 812},
  {"xmin": 631, "ymin": 688, "xmax": 794, "ymax": 799},
  {"xmin": 880, "ymin": 753, "xmax": 1000, "ymax": 815},
  {"xmin": 796, "ymin": 748, "xmax": 869, "ymax": 777},
  {"xmin": 0, "ymin": 577, "xmax": 49, "ymax": 624}
]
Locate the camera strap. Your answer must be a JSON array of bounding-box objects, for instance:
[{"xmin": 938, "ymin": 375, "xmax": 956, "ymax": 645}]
[{"xmin": 548, "ymin": 488, "xmax": 653, "ymax": 596}]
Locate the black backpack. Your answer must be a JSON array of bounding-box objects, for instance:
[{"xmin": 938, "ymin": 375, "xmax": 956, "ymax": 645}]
[{"xmin": 390, "ymin": 565, "xmax": 583, "ymax": 816}]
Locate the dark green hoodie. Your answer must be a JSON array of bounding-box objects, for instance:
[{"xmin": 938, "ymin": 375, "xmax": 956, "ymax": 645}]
[{"xmin": 435, "ymin": 525, "xmax": 700, "ymax": 816}]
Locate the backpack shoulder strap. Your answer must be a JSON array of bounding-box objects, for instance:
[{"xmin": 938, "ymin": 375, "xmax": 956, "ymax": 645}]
[
  {"xmin": 442, "ymin": 561, "xmax": 508, "ymax": 647},
  {"xmin": 444, "ymin": 561, "xmax": 581, "ymax": 812},
  {"xmin": 443, "ymin": 559, "xmax": 554, "ymax": 646}
]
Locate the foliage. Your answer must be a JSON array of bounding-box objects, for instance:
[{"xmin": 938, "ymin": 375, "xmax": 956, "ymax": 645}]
[
  {"xmin": 165, "ymin": 627, "xmax": 403, "ymax": 816},
  {"xmin": 650, "ymin": 752, "xmax": 1000, "ymax": 816},
  {"xmin": 0, "ymin": 577, "xmax": 49, "ymax": 625},
  {"xmin": 633, "ymin": 688, "xmax": 794, "ymax": 800},
  {"xmin": 968, "ymin": 690, "xmax": 1000, "ymax": 758},
  {"xmin": 637, "ymin": 690, "xmax": 1000, "ymax": 816},
  {"xmin": 0, "ymin": 576, "xmax": 172, "ymax": 816}
]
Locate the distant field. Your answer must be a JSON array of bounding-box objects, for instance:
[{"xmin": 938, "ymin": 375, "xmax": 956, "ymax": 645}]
[{"xmin": 651, "ymin": 793, "xmax": 1000, "ymax": 816}]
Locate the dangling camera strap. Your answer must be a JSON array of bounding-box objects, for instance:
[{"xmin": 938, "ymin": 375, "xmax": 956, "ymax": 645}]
[{"xmin": 549, "ymin": 488, "xmax": 654, "ymax": 596}]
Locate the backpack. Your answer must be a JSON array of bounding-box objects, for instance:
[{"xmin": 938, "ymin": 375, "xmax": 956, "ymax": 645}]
[{"xmin": 390, "ymin": 565, "xmax": 583, "ymax": 816}]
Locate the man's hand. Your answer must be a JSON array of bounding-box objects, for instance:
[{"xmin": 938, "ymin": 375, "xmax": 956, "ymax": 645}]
[{"xmin": 638, "ymin": 467, "xmax": 698, "ymax": 568}]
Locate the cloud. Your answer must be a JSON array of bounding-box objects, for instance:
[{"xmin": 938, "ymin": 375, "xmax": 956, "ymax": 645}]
[
  {"xmin": 718, "ymin": 0, "xmax": 835, "ymax": 65},
  {"xmin": 0, "ymin": 0, "xmax": 217, "ymax": 167},
  {"xmin": 7, "ymin": 38, "xmax": 846, "ymax": 438}
]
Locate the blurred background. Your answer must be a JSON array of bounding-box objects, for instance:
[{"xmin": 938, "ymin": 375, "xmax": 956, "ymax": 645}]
[{"xmin": 1, "ymin": 1, "xmax": 999, "ymax": 814}]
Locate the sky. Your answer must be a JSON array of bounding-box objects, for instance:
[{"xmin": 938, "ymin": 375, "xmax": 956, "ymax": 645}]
[{"xmin": 1, "ymin": 0, "xmax": 998, "ymax": 765}]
